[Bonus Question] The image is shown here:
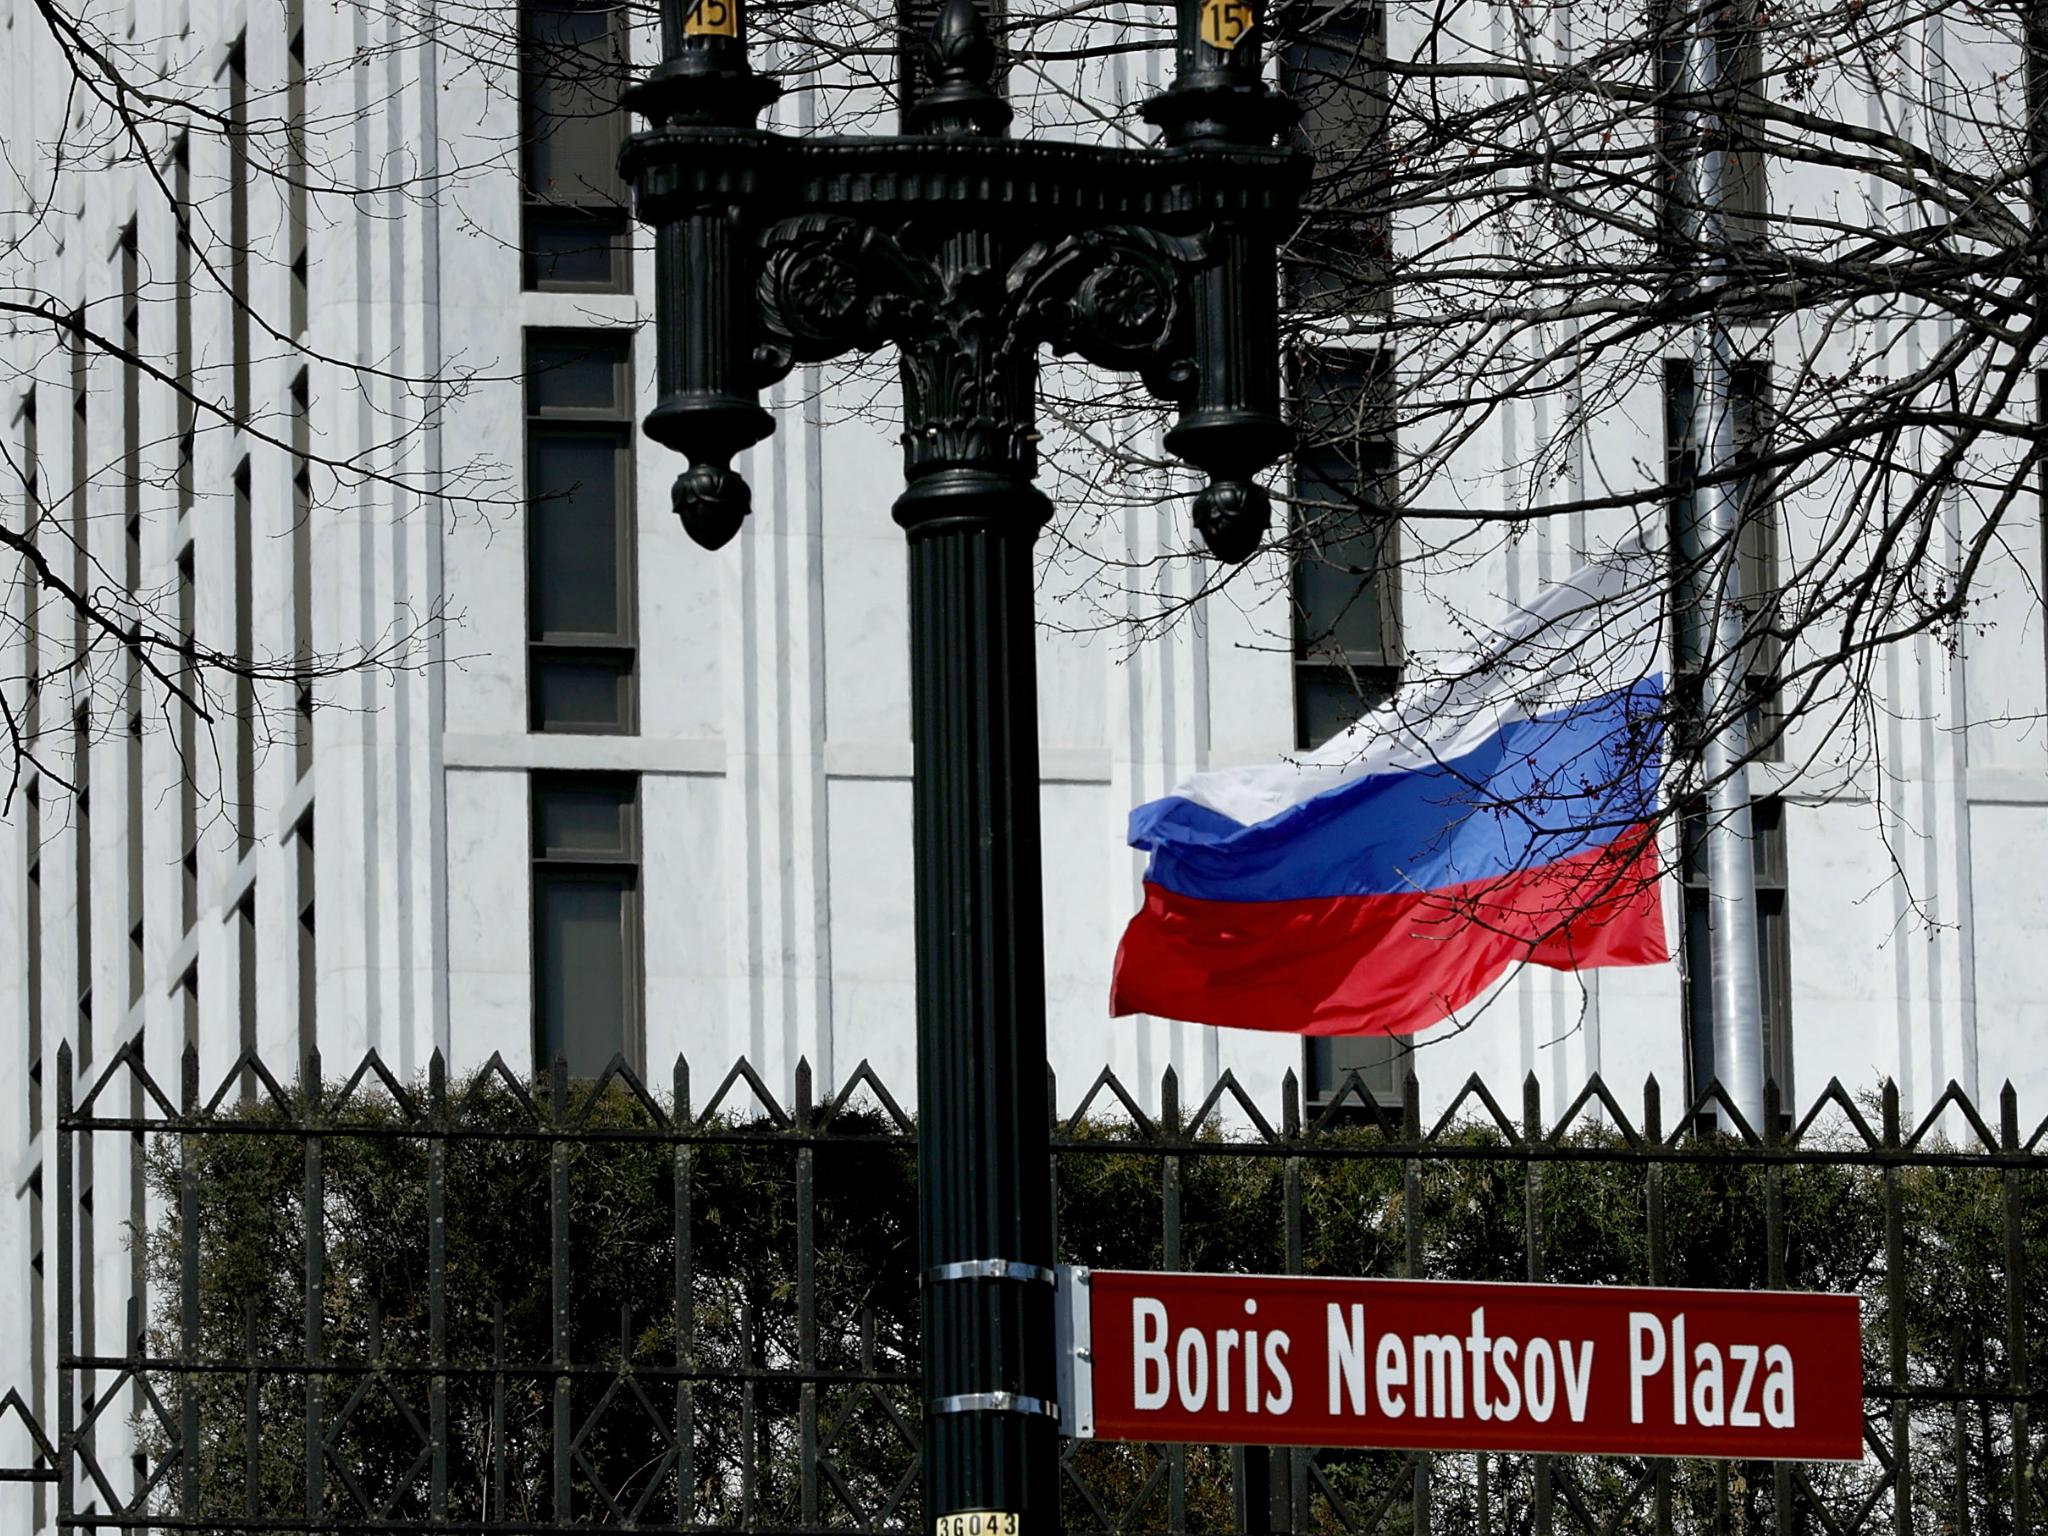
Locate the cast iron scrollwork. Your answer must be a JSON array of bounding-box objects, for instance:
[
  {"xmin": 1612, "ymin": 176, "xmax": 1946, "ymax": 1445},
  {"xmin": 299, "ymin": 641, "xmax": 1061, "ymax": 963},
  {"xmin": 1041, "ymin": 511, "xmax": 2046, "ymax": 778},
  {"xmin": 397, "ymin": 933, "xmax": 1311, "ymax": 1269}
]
[
  {"xmin": 753, "ymin": 215, "xmax": 939, "ymax": 386},
  {"xmin": 1010, "ymin": 227, "xmax": 1203, "ymax": 403},
  {"xmin": 631, "ymin": 0, "xmax": 1304, "ymax": 559}
]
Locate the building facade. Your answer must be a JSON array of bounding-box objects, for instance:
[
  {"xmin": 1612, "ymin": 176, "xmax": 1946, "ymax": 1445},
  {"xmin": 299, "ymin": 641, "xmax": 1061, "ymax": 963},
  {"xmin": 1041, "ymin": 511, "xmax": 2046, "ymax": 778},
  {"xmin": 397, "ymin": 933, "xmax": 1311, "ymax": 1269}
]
[{"xmin": 1, "ymin": 0, "xmax": 2044, "ymax": 1522}]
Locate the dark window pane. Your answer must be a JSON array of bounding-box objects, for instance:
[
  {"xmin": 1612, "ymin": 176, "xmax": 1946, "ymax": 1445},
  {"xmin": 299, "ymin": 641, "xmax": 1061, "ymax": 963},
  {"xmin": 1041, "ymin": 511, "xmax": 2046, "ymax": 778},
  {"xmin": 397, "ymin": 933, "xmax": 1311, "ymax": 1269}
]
[
  {"xmin": 1296, "ymin": 507, "xmax": 1391, "ymax": 660},
  {"xmin": 1758, "ymin": 890, "xmax": 1793, "ymax": 1098},
  {"xmin": 529, "ymin": 433, "xmax": 623, "ymax": 636},
  {"xmin": 535, "ymin": 780, "xmax": 632, "ymax": 857},
  {"xmin": 1307, "ymin": 1033, "xmax": 1401, "ymax": 1107},
  {"xmin": 531, "ymin": 655, "xmax": 632, "ymax": 732},
  {"xmin": 1664, "ymin": 359, "xmax": 1709, "ymax": 670},
  {"xmin": 1284, "ymin": 13, "xmax": 1387, "ymax": 173},
  {"xmin": 535, "ymin": 873, "xmax": 629, "ymax": 1076},
  {"xmin": 1281, "ymin": 8, "xmax": 1389, "ymax": 307},
  {"xmin": 1667, "ymin": 358, "xmax": 1778, "ymax": 697},
  {"xmin": 523, "ymin": 209, "xmax": 627, "ymax": 290},
  {"xmin": 1681, "ymin": 800, "xmax": 1792, "ymax": 1111},
  {"xmin": 1295, "ymin": 666, "xmax": 1396, "ymax": 750},
  {"xmin": 1749, "ymin": 796, "xmax": 1786, "ymax": 886},
  {"xmin": 1285, "ymin": 213, "xmax": 1384, "ymax": 314},
  {"xmin": 1684, "ymin": 885, "xmax": 1714, "ymax": 1094},
  {"xmin": 521, "ymin": 2, "xmax": 627, "ymax": 206},
  {"xmin": 1294, "ymin": 349, "xmax": 1397, "ymax": 673},
  {"xmin": 528, "ymin": 332, "xmax": 628, "ymax": 414}
]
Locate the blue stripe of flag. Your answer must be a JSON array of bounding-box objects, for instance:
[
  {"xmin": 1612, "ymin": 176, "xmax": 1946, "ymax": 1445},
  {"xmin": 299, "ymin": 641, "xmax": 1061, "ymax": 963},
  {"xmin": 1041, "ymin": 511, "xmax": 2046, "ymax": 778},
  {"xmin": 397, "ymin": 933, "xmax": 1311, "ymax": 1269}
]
[{"xmin": 1130, "ymin": 680, "xmax": 1665, "ymax": 903}]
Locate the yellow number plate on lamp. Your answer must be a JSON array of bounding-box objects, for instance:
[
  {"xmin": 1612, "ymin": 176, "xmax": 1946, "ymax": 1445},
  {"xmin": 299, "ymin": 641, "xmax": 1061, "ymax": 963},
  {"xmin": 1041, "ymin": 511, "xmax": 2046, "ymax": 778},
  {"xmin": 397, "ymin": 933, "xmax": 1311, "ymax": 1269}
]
[
  {"xmin": 684, "ymin": 0, "xmax": 738, "ymax": 38},
  {"xmin": 1199, "ymin": 0, "xmax": 1254, "ymax": 49}
]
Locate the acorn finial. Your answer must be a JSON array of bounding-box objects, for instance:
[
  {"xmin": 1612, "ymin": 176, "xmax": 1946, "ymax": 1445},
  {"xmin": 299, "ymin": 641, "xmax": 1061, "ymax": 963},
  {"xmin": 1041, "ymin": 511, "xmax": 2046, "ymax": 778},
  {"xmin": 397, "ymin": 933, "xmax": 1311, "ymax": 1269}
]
[{"xmin": 907, "ymin": 0, "xmax": 1011, "ymax": 137}]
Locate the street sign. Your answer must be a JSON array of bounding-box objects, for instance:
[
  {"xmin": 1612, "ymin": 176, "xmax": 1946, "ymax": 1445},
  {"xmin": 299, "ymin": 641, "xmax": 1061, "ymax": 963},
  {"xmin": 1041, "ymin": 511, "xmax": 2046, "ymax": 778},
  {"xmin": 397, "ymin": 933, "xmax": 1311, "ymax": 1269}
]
[{"xmin": 1055, "ymin": 1268, "xmax": 1863, "ymax": 1462}]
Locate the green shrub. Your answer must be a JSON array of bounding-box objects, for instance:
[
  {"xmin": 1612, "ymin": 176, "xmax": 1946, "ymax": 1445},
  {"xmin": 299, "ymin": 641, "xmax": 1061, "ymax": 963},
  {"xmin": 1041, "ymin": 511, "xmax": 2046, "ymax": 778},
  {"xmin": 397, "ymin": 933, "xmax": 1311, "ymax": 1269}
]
[{"xmin": 141, "ymin": 1074, "xmax": 2046, "ymax": 1535}]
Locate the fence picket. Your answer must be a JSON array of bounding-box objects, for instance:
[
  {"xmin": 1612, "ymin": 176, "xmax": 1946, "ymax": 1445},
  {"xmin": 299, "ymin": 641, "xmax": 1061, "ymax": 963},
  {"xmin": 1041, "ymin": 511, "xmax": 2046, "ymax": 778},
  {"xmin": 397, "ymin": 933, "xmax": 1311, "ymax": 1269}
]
[{"xmin": 10, "ymin": 1046, "xmax": 2043, "ymax": 1536}]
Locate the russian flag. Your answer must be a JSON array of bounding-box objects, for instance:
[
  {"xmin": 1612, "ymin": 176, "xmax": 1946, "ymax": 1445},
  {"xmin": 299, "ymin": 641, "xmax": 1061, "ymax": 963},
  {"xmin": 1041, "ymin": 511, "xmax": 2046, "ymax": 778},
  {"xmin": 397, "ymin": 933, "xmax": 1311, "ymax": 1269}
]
[{"xmin": 1112, "ymin": 544, "xmax": 1671, "ymax": 1037}]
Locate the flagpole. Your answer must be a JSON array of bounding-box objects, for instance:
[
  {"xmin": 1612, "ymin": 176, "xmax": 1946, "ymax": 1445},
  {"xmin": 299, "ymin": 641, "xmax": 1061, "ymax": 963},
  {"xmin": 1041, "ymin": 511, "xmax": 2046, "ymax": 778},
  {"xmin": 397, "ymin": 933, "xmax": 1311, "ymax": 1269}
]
[{"xmin": 1689, "ymin": 0, "xmax": 1768, "ymax": 1129}]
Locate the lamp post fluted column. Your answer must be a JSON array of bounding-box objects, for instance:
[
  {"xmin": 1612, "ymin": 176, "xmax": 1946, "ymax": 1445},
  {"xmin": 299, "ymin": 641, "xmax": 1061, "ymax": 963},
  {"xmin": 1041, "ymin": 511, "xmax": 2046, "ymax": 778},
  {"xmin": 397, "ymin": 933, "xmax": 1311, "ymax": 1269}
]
[{"xmin": 624, "ymin": 0, "xmax": 1305, "ymax": 1526}]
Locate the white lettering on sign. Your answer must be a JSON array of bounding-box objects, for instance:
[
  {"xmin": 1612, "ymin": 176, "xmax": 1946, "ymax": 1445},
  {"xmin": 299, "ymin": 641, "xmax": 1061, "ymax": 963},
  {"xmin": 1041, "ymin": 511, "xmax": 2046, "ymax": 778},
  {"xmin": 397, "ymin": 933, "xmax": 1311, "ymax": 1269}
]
[
  {"xmin": 1629, "ymin": 1314, "xmax": 1798, "ymax": 1429},
  {"xmin": 1073, "ymin": 1270, "xmax": 1862, "ymax": 1460},
  {"xmin": 1304, "ymin": 1307, "xmax": 1596, "ymax": 1425},
  {"xmin": 1629, "ymin": 1312, "xmax": 1665, "ymax": 1423},
  {"xmin": 1466, "ymin": 1309, "xmax": 1492, "ymax": 1422},
  {"xmin": 1130, "ymin": 1297, "xmax": 1802, "ymax": 1433},
  {"xmin": 1329, "ymin": 1304, "xmax": 1367, "ymax": 1416},
  {"xmin": 1562, "ymin": 1340, "xmax": 1595, "ymax": 1423},
  {"xmin": 1265, "ymin": 1333, "xmax": 1294, "ymax": 1413},
  {"xmin": 1134, "ymin": 1298, "xmax": 1169, "ymax": 1410},
  {"xmin": 1493, "ymin": 1336, "xmax": 1521, "ymax": 1420},
  {"xmin": 1130, "ymin": 1297, "xmax": 1296, "ymax": 1418},
  {"xmin": 1375, "ymin": 1330, "xmax": 1406, "ymax": 1417}
]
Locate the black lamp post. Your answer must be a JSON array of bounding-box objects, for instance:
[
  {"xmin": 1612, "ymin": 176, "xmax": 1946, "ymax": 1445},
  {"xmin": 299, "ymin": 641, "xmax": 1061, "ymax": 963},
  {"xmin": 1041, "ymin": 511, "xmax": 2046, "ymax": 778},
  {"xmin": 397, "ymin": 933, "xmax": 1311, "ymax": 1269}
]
[{"xmin": 624, "ymin": 2, "xmax": 1304, "ymax": 1528}]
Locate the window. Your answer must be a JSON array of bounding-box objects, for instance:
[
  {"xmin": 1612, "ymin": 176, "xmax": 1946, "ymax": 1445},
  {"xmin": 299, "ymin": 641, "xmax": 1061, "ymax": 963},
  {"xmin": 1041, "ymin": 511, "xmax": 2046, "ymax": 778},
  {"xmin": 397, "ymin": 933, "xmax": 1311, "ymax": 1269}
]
[
  {"xmin": 127, "ymin": 700, "xmax": 144, "ymax": 1007},
  {"xmin": 531, "ymin": 774, "xmax": 641, "ymax": 1076},
  {"xmin": 236, "ymin": 892, "xmax": 257, "ymax": 1099},
  {"xmin": 1680, "ymin": 796, "xmax": 1792, "ymax": 1110},
  {"xmin": 1279, "ymin": 0, "xmax": 1391, "ymax": 317},
  {"xmin": 1305, "ymin": 1034, "xmax": 1404, "ymax": 1113},
  {"xmin": 121, "ymin": 230, "xmax": 144, "ymax": 1008},
  {"xmin": 178, "ymin": 965, "xmax": 199, "ymax": 1054},
  {"xmin": 292, "ymin": 371, "xmax": 314, "ymax": 777},
  {"xmin": 1665, "ymin": 357, "xmax": 1780, "ymax": 760},
  {"xmin": 526, "ymin": 331, "xmax": 637, "ymax": 733},
  {"xmin": 1650, "ymin": 0, "xmax": 1688, "ymax": 257},
  {"xmin": 174, "ymin": 139, "xmax": 195, "ymax": 512},
  {"xmin": 177, "ymin": 547, "xmax": 198, "ymax": 934},
  {"xmin": 1291, "ymin": 348, "xmax": 1401, "ymax": 749},
  {"xmin": 233, "ymin": 458, "xmax": 254, "ymax": 854},
  {"xmin": 25, "ymin": 783, "xmax": 43, "ymax": 1139},
  {"xmin": 27, "ymin": 1176, "xmax": 45, "ymax": 1531},
  {"xmin": 73, "ymin": 709, "xmax": 92, "ymax": 1068},
  {"xmin": 1651, "ymin": 0, "xmax": 1765, "ymax": 251},
  {"xmin": 897, "ymin": 0, "xmax": 1008, "ymax": 125},
  {"xmin": 70, "ymin": 321, "xmax": 88, "ymax": 669},
  {"xmin": 294, "ymin": 815, "xmax": 316, "ymax": 1066},
  {"xmin": 227, "ymin": 40, "xmax": 252, "ymax": 425},
  {"xmin": 18, "ymin": 391, "xmax": 40, "ymax": 741},
  {"xmin": 1721, "ymin": 0, "xmax": 1768, "ymax": 246},
  {"xmin": 519, "ymin": 1, "xmax": 632, "ymax": 291},
  {"xmin": 287, "ymin": 2, "xmax": 309, "ymax": 338}
]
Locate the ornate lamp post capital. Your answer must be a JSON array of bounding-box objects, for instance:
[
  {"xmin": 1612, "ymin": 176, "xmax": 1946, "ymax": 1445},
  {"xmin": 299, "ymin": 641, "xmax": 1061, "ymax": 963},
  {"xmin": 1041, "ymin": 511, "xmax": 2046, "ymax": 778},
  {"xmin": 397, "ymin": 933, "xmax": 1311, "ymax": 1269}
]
[
  {"xmin": 624, "ymin": 4, "xmax": 1308, "ymax": 1531},
  {"xmin": 624, "ymin": 0, "xmax": 1307, "ymax": 560}
]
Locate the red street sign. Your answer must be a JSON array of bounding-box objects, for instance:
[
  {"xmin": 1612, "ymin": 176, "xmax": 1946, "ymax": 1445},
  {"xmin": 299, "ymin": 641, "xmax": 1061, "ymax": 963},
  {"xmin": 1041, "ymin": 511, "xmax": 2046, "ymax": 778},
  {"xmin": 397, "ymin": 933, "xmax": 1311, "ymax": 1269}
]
[{"xmin": 1056, "ymin": 1268, "xmax": 1863, "ymax": 1462}]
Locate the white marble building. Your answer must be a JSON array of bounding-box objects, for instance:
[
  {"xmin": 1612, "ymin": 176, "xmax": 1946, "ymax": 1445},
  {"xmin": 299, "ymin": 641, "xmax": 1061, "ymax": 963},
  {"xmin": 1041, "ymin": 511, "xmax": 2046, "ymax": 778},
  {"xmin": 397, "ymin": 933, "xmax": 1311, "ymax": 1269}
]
[{"xmin": 0, "ymin": 0, "xmax": 2043, "ymax": 1521}]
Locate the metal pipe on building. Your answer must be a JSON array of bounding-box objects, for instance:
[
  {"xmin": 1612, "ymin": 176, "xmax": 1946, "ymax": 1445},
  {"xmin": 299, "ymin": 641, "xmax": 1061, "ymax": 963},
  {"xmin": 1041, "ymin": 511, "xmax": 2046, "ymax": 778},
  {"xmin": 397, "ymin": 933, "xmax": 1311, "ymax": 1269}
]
[{"xmin": 1687, "ymin": 0, "xmax": 1767, "ymax": 1128}]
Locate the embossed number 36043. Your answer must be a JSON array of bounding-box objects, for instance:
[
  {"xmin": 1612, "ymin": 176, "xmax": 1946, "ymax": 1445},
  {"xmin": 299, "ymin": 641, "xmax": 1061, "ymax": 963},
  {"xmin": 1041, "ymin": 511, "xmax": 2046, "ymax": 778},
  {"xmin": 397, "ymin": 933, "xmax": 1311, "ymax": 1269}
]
[
  {"xmin": 684, "ymin": 0, "xmax": 738, "ymax": 37},
  {"xmin": 1199, "ymin": 0, "xmax": 1254, "ymax": 49},
  {"xmin": 937, "ymin": 1514, "xmax": 1020, "ymax": 1536}
]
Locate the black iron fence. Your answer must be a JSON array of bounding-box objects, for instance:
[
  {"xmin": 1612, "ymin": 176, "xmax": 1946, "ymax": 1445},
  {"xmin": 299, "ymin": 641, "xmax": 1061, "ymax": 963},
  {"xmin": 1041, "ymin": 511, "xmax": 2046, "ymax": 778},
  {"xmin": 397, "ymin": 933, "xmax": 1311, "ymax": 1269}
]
[{"xmin": 14, "ymin": 1038, "xmax": 2047, "ymax": 1534}]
